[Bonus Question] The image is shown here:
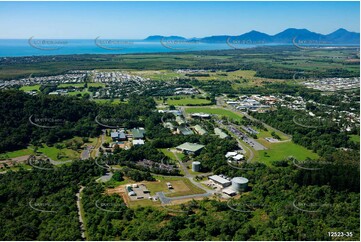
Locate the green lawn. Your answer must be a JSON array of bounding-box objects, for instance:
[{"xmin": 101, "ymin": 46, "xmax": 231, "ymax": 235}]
[
  {"xmin": 255, "ymin": 141, "xmax": 319, "ymax": 165},
  {"xmin": 185, "ymin": 107, "xmax": 243, "ymax": 121},
  {"xmin": 19, "ymin": 85, "xmax": 41, "ymax": 92},
  {"xmin": 67, "ymin": 91, "xmax": 91, "ymax": 96},
  {"xmin": 0, "ymin": 164, "xmax": 32, "ymax": 172},
  {"xmin": 57, "ymin": 83, "xmax": 86, "ymax": 88},
  {"xmin": 349, "ymin": 135, "xmax": 360, "ymax": 143},
  {"xmin": 159, "ymin": 148, "xmax": 177, "ymax": 160},
  {"xmin": 93, "ymin": 99, "xmax": 125, "ymax": 104},
  {"xmin": 166, "ymin": 178, "xmax": 205, "ymax": 197},
  {"xmin": 256, "ymin": 128, "xmax": 289, "ymax": 141},
  {"xmin": 128, "ymin": 199, "xmax": 161, "ymax": 208},
  {"xmin": 167, "ymin": 98, "xmax": 211, "ymax": 106},
  {"xmin": 37, "ymin": 144, "xmax": 80, "ymax": 161},
  {"xmin": 0, "ymin": 148, "xmax": 34, "ymax": 160},
  {"xmin": 151, "ymin": 175, "xmax": 205, "ymax": 197}
]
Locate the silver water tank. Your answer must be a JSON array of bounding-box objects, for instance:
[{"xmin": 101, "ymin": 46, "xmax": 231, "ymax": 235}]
[
  {"xmin": 231, "ymin": 177, "xmax": 249, "ymax": 192},
  {"xmin": 192, "ymin": 161, "xmax": 201, "ymax": 172}
]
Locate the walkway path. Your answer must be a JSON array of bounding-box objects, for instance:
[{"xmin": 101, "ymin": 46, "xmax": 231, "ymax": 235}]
[{"xmin": 76, "ymin": 186, "xmax": 86, "ymax": 240}]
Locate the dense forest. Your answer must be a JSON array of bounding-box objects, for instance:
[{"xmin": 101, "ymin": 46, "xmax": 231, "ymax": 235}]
[
  {"xmin": 0, "ymin": 154, "xmax": 358, "ymax": 240},
  {"xmin": 1, "ymin": 47, "xmax": 358, "ymax": 80},
  {"xmin": 82, "ymin": 158, "xmax": 359, "ymax": 240},
  {"xmin": 251, "ymin": 107, "xmax": 359, "ymax": 158},
  {"xmin": 0, "ymin": 89, "xmax": 359, "ymax": 241},
  {"xmin": 0, "ymin": 90, "xmax": 156, "ymax": 153},
  {"xmin": 0, "ymin": 159, "xmax": 103, "ymax": 240}
]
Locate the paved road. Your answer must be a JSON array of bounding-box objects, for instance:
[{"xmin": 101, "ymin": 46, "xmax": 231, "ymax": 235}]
[
  {"xmin": 97, "ymin": 172, "xmax": 113, "ymax": 183},
  {"xmin": 149, "ymin": 150, "xmax": 216, "ymax": 205},
  {"xmin": 217, "ymin": 122, "xmax": 254, "ymax": 163},
  {"xmin": 76, "ymin": 186, "xmax": 86, "ymax": 240},
  {"xmin": 216, "ymin": 96, "xmax": 292, "ymax": 140},
  {"xmin": 171, "ymin": 150, "xmax": 214, "ymax": 194},
  {"xmin": 95, "ymin": 130, "xmax": 106, "ymax": 157},
  {"xmin": 156, "ymin": 191, "xmax": 212, "ymax": 205}
]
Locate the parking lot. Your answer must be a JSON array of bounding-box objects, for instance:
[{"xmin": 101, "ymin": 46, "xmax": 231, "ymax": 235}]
[
  {"xmin": 128, "ymin": 184, "xmax": 152, "ymax": 201},
  {"xmin": 202, "ymin": 180, "xmax": 222, "ymax": 191},
  {"xmin": 228, "ymin": 124, "xmax": 267, "ymax": 151}
]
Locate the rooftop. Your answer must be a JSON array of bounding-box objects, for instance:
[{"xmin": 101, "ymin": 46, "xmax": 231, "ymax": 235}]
[
  {"xmin": 215, "ymin": 128, "xmax": 229, "ymax": 139},
  {"xmin": 132, "ymin": 128, "xmax": 145, "ymax": 139},
  {"xmin": 209, "ymin": 175, "xmax": 231, "ymax": 185},
  {"xmin": 176, "ymin": 142, "xmax": 205, "ymax": 152},
  {"xmin": 178, "ymin": 126, "xmax": 194, "ymax": 135},
  {"xmin": 193, "ymin": 125, "xmax": 207, "ymax": 135},
  {"xmin": 133, "ymin": 139, "xmax": 145, "ymax": 145},
  {"xmin": 232, "ymin": 177, "xmax": 249, "ymax": 184}
]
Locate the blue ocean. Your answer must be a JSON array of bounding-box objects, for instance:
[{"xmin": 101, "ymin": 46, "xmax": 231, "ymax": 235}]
[{"xmin": 0, "ymin": 39, "xmax": 279, "ymax": 57}]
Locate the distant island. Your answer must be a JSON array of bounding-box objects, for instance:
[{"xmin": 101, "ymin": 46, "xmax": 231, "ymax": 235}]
[{"xmin": 144, "ymin": 28, "xmax": 360, "ymax": 44}]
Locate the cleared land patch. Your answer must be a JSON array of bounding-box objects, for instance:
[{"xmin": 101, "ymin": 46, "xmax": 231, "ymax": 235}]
[
  {"xmin": 185, "ymin": 107, "xmax": 243, "ymax": 121},
  {"xmin": 255, "ymin": 141, "xmax": 319, "ymax": 166}
]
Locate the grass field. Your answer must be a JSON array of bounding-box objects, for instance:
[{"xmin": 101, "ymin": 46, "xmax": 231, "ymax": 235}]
[
  {"xmin": 67, "ymin": 91, "xmax": 91, "ymax": 96},
  {"xmin": 0, "ymin": 136, "xmax": 93, "ymax": 161},
  {"xmin": 151, "ymin": 175, "xmax": 205, "ymax": 197},
  {"xmin": 185, "ymin": 107, "xmax": 243, "ymax": 121},
  {"xmin": 0, "ymin": 148, "xmax": 34, "ymax": 160},
  {"xmin": 1, "ymin": 48, "xmax": 358, "ymax": 80},
  {"xmin": 37, "ymin": 144, "xmax": 80, "ymax": 161},
  {"xmin": 57, "ymin": 83, "xmax": 86, "ymax": 88},
  {"xmin": 349, "ymin": 135, "xmax": 360, "ymax": 143},
  {"xmin": 167, "ymin": 98, "xmax": 211, "ymax": 106},
  {"xmin": 159, "ymin": 148, "xmax": 177, "ymax": 160},
  {"xmin": 0, "ymin": 163, "xmax": 32, "ymax": 172},
  {"xmin": 19, "ymin": 85, "xmax": 41, "ymax": 92},
  {"xmin": 256, "ymin": 128, "xmax": 289, "ymax": 141},
  {"xmin": 93, "ymin": 99, "xmax": 125, "ymax": 104},
  {"xmin": 255, "ymin": 141, "xmax": 319, "ymax": 165},
  {"xmin": 128, "ymin": 199, "xmax": 161, "ymax": 208},
  {"xmin": 166, "ymin": 178, "xmax": 205, "ymax": 197},
  {"xmin": 129, "ymin": 70, "xmax": 185, "ymax": 81}
]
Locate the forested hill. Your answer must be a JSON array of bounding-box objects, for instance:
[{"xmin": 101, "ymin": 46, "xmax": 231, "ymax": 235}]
[
  {"xmin": 0, "ymin": 90, "xmax": 156, "ymax": 152},
  {"xmin": 0, "ymin": 157, "xmax": 358, "ymax": 240}
]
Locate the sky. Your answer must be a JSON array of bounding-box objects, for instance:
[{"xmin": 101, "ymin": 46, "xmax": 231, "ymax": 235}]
[{"xmin": 0, "ymin": 1, "xmax": 359, "ymax": 39}]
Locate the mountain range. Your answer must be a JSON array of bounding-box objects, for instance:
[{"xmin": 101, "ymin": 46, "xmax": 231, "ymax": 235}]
[{"xmin": 144, "ymin": 28, "xmax": 360, "ymax": 44}]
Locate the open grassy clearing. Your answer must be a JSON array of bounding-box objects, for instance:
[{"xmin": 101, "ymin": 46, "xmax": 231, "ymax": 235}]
[
  {"xmin": 92, "ymin": 99, "xmax": 126, "ymax": 104},
  {"xmin": 37, "ymin": 144, "xmax": 80, "ymax": 161},
  {"xmin": 128, "ymin": 199, "xmax": 161, "ymax": 208},
  {"xmin": 254, "ymin": 141, "xmax": 319, "ymax": 166},
  {"xmin": 349, "ymin": 134, "xmax": 360, "ymax": 143},
  {"xmin": 185, "ymin": 106, "xmax": 243, "ymax": 121},
  {"xmin": 129, "ymin": 70, "xmax": 186, "ymax": 81},
  {"xmin": 0, "ymin": 148, "xmax": 34, "ymax": 160},
  {"xmin": 159, "ymin": 148, "xmax": 177, "ymax": 160},
  {"xmin": 0, "ymin": 136, "xmax": 95, "ymax": 161},
  {"xmin": 151, "ymin": 175, "xmax": 205, "ymax": 197},
  {"xmin": 19, "ymin": 85, "xmax": 41, "ymax": 92},
  {"xmin": 67, "ymin": 90, "xmax": 91, "ymax": 96},
  {"xmin": 166, "ymin": 178, "xmax": 205, "ymax": 197},
  {"xmin": 167, "ymin": 97, "xmax": 211, "ymax": 106},
  {"xmin": 0, "ymin": 163, "xmax": 32, "ymax": 172},
  {"xmin": 57, "ymin": 83, "xmax": 86, "ymax": 88}
]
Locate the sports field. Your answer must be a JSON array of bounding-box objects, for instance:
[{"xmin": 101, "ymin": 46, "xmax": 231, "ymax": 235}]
[
  {"xmin": 167, "ymin": 98, "xmax": 211, "ymax": 106},
  {"xmin": 19, "ymin": 85, "xmax": 41, "ymax": 92},
  {"xmin": 255, "ymin": 141, "xmax": 319, "ymax": 165},
  {"xmin": 185, "ymin": 107, "xmax": 243, "ymax": 121}
]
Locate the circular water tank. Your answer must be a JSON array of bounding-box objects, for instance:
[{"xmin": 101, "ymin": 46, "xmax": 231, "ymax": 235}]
[
  {"xmin": 231, "ymin": 177, "xmax": 249, "ymax": 192},
  {"xmin": 192, "ymin": 161, "xmax": 201, "ymax": 172}
]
